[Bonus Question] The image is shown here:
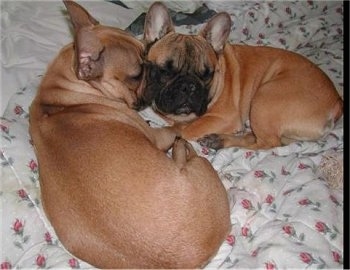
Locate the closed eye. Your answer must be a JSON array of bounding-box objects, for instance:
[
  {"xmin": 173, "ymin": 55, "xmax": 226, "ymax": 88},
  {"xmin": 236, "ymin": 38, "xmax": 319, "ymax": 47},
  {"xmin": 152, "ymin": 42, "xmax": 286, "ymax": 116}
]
[
  {"xmin": 160, "ymin": 67, "xmax": 173, "ymax": 77},
  {"xmin": 130, "ymin": 67, "xmax": 143, "ymax": 81},
  {"xmin": 200, "ymin": 67, "xmax": 214, "ymax": 81},
  {"xmin": 131, "ymin": 72, "xmax": 142, "ymax": 81}
]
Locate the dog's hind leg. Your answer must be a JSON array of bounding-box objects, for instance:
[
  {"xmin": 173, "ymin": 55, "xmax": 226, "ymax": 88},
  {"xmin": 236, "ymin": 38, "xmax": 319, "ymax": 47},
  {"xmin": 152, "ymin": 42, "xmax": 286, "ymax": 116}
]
[{"xmin": 172, "ymin": 137, "xmax": 197, "ymax": 167}]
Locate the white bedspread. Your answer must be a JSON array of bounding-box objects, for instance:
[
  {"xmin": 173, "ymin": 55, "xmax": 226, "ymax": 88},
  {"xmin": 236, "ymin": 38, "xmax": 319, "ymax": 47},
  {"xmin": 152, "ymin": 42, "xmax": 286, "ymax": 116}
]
[{"xmin": 1, "ymin": 1, "xmax": 343, "ymax": 269}]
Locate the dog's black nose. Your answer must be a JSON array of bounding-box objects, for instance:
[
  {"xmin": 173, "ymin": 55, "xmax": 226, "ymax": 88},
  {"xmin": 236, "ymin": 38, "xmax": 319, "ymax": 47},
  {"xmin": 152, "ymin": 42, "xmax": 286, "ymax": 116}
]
[
  {"xmin": 178, "ymin": 82, "xmax": 197, "ymax": 95},
  {"xmin": 188, "ymin": 83, "xmax": 196, "ymax": 93}
]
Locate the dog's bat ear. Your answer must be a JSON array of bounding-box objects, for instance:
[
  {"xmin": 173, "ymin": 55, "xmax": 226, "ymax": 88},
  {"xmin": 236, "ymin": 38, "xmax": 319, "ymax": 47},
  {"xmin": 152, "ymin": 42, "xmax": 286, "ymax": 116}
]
[
  {"xmin": 63, "ymin": 0, "xmax": 99, "ymax": 30},
  {"xmin": 74, "ymin": 31, "xmax": 105, "ymax": 80},
  {"xmin": 63, "ymin": 0, "xmax": 104, "ymax": 80},
  {"xmin": 199, "ymin": 12, "xmax": 232, "ymax": 53},
  {"xmin": 143, "ymin": 2, "xmax": 174, "ymax": 44}
]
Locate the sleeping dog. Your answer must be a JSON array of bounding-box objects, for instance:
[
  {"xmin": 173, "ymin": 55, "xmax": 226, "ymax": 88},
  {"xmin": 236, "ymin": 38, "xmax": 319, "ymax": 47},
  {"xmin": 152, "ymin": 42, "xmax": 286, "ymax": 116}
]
[
  {"xmin": 140, "ymin": 2, "xmax": 343, "ymax": 150},
  {"xmin": 29, "ymin": 0, "xmax": 230, "ymax": 268}
]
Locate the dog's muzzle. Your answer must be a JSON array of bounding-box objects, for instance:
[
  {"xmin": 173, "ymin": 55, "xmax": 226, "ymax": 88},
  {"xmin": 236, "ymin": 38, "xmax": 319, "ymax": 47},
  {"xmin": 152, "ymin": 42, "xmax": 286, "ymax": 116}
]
[{"xmin": 154, "ymin": 75, "xmax": 209, "ymax": 116}]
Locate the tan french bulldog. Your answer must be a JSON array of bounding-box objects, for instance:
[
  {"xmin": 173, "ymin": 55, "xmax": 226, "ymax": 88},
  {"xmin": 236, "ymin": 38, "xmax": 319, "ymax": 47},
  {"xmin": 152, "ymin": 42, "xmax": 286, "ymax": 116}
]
[
  {"xmin": 140, "ymin": 2, "xmax": 343, "ymax": 150},
  {"xmin": 29, "ymin": 1, "xmax": 230, "ymax": 268}
]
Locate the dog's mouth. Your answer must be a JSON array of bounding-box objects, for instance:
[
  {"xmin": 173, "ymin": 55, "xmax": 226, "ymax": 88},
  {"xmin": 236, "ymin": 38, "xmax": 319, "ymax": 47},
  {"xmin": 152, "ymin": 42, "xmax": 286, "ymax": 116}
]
[{"xmin": 152, "ymin": 100, "xmax": 198, "ymax": 116}]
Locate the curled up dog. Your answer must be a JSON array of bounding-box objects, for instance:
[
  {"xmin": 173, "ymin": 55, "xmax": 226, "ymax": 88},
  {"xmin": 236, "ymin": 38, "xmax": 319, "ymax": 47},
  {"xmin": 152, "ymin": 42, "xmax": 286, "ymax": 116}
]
[
  {"xmin": 29, "ymin": 1, "xmax": 231, "ymax": 268},
  {"xmin": 140, "ymin": 2, "xmax": 343, "ymax": 150}
]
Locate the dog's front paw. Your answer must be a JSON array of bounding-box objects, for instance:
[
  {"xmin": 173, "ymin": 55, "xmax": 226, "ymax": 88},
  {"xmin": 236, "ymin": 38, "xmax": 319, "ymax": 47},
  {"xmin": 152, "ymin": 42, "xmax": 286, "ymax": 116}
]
[{"xmin": 197, "ymin": 134, "xmax": 223, "ymax": 150}]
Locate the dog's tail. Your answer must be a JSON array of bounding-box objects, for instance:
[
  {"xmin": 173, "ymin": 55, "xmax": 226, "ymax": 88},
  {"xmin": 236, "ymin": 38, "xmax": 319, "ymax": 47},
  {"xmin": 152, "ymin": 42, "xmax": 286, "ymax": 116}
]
[
  {"xmin": 331, "ymin": 98, "xmax": 343, "ymax": 123},
  {"xmin": 323, "ymin": 97, "xmax": 343, "ymax": 136}
]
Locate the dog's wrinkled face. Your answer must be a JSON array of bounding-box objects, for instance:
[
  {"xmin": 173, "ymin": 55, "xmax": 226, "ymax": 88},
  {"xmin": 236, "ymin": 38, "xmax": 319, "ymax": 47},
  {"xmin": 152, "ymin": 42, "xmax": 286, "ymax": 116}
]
[
  {"xmin": 64, "ymin": 0, "xmax": 144, "ymax": 105},
  {"xmin": 144, "ymin": 34, "xmax": 218, "ymax": 117},
  {"xmin": 89, "ymin": 27, "xmax": 145, "ymax": 92},
  {"xmin": 141, "ymin": 2, "xmax": 231, "ymax": 121}
]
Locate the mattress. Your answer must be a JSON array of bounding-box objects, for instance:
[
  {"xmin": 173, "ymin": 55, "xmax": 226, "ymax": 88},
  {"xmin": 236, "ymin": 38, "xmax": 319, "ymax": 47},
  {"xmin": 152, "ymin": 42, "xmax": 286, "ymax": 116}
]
[{"xmin": 1, "ymin": 1, "xmax": 344, "ymax": 268}]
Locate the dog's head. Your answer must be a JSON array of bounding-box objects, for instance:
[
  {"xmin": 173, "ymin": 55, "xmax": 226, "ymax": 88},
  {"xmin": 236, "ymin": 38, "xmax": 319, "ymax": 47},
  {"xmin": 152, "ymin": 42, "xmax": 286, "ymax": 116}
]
[
  {"xmin": 63, "ymin": 0, "xmax": 145, "ymax": 107},
  {"xmin": 140, "ymin": 2, "xmax": 231, "ymax": 122}
]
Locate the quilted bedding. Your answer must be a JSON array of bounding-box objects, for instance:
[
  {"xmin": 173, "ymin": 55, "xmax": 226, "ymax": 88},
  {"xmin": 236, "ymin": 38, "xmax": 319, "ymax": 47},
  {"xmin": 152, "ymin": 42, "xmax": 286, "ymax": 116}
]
[{"xmin": 1, "ymin": 1, "xmax": 344, "ymax": 269}]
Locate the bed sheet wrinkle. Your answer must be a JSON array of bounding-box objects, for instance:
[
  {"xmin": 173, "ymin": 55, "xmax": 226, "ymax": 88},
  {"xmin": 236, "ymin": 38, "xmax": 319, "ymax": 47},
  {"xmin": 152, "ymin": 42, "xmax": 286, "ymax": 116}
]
[{"xmin": 1, "ymin": 1, "xmax": 343, "ymax": 269}]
